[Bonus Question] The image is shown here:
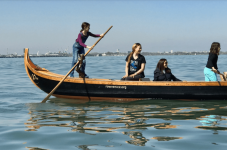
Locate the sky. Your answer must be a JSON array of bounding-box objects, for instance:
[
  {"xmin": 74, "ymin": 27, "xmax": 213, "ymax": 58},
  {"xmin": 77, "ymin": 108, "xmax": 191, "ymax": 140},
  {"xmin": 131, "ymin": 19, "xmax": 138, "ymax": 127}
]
[{"xmin": 1, "ymin": 0, "xmax": 227, "ymax": 55}]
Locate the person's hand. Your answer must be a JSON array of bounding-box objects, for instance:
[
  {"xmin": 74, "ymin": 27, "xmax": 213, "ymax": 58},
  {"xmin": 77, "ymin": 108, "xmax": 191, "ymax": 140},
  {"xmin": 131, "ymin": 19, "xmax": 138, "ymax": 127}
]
[
  {"xmin": 100, "ymin": 33, "xmax": 104, "ymax": 37},
  {"xmin": 86, "ymin": 46, "xmax": 92, "ymax": 49},
  {"xmin": 129, "ymin": 74, "xmax": 136, "ymax": 78},
  {"xmin": 122, "ymin": 74, "xmax": 128, "ymax": 78}
]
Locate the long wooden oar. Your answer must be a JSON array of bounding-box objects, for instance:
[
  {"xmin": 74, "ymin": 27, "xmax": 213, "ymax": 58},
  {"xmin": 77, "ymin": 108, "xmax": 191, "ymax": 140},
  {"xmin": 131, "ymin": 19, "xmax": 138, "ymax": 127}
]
[{"xmin": 41, "ymin": 26, "xmax": 113, "ymax": 103}]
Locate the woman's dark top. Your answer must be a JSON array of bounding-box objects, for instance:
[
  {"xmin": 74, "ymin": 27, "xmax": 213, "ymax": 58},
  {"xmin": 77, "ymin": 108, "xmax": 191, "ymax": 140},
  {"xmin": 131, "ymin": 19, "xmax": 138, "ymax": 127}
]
[
  {"xmin": 125, "ymin": 54, "xmax": 146, "ymax": 77},
  {"xmin": 153, "ymin": 68, "xmax": 181, "ymax": 81},
  {"xmin": 206, "ymin": 53, "xmax": 218, "ymax": 69}
]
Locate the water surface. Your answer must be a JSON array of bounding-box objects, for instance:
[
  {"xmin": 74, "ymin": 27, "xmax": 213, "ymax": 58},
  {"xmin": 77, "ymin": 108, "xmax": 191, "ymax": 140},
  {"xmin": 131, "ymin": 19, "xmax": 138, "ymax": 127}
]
[{"xmin": 0, "ymin": 55, "xmax": 227, "ymax": 150}]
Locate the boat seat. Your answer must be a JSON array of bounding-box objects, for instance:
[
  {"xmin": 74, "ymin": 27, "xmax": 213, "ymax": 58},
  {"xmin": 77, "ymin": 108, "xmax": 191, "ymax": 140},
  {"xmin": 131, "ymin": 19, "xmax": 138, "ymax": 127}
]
[{"xmin": 139, "ymin": 78, "xmax": 150, "ymax": 81}]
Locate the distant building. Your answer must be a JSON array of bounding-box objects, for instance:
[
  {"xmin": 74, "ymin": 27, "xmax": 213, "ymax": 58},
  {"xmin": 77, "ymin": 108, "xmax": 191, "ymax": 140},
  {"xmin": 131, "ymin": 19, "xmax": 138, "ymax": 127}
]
[{"xmin": 171, "ymin": 50, "xmax": 173, "ymax": 53}]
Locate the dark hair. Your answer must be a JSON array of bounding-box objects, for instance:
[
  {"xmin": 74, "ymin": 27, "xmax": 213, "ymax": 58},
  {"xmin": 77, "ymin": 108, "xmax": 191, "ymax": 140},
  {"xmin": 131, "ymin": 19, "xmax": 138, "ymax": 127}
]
[
  {"xmin": 80, "ymin": 22, "xmax": 90, "ymax": 32},
  {"xmin": 127, "ymin": 43, "xmax": 142, "ymax": 64},
  {"xmin": 210, "ymin": 42, "xmax": 220, "ymax": 55},
  {"xmin": 156, "ymin": 58, "xmax": 167, "ymax": 72}
]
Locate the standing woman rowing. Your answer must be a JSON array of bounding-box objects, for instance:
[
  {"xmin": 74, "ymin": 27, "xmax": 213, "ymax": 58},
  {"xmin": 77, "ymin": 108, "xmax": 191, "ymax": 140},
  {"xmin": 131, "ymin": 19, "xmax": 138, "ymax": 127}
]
[
  {"xmin": 204, "ymin": 42, "xmax": 221, "ymax": 81},
  {"xmin": 69, "ymin": 22, "xmax": 104, "ymax": 78},
  {"xmin": 121, "ymin": 43, "xmax": 146, "ymax": 81}
]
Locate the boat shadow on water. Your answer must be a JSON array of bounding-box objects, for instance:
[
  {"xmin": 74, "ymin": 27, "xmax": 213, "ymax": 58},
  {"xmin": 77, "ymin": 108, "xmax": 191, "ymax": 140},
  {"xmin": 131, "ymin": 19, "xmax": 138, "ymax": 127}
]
[{"xmin": 24, "ymin": 98, "xmax": 227, "ymax": 146}]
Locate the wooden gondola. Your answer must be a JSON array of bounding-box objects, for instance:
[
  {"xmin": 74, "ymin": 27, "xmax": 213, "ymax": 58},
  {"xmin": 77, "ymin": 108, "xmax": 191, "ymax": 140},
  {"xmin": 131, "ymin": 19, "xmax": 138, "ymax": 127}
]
[{"xmin": 24, "ymin": 48, "xmax": 227, "ymax": 101}]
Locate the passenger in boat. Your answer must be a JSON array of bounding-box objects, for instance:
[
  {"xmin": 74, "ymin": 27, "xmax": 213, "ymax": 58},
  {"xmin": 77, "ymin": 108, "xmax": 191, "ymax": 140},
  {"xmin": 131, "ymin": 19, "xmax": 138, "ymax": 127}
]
[
  {"xmin": 153, "ymin": 59, "xmax": 181, "ymax": 81},
  {"xmin": 121, "ymin": 43, "xmax": 146, "ymax": 81},
  {"xmin": 69, "ymin": 22, "xmax": 104, "ymax": 78},
  {"xmin": 204, "ymin": 42, "xmax": 221, "ymax": 81}
]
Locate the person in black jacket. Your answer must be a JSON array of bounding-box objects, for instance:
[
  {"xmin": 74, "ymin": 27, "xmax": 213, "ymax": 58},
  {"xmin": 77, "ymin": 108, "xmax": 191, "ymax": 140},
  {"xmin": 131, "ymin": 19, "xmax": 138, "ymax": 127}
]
[
  {"xmin": 153, "ymin": 58, "xmax": 181, "ymax": 81},
  {"xmin": 204, "ymin": 42, "xmax": 221, "ymax": 81},
  {"xmin": 121, "ymin": 43, "xmax": 146, "ymax": 81}
]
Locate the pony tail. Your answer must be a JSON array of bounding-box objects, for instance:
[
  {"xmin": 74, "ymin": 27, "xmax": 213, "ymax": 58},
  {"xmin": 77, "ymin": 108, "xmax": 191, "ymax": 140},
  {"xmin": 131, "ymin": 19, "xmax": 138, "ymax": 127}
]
[{"xmin": 127, "ymin": 52, "xmax": 133, "ymax": 64}]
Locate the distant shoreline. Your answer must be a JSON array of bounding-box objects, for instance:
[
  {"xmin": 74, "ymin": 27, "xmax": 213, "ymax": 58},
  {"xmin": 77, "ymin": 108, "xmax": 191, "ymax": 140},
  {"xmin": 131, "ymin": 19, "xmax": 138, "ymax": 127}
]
[{"xmin": 1, "ymin": 52, "xmax": 227, "ymax": 58}]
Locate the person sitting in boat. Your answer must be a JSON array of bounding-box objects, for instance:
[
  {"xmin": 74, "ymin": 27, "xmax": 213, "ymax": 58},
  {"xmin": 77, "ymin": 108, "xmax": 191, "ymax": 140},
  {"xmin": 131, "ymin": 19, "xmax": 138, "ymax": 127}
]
[
  {"xmin": 121, "ymin": 43, "xmax": 146, "ymax": 81},
  {"xmin": 204, "ymin": 42, "xmax": 221, "ymax": 81},
  {"xmin": 154, "ymin": 58, "xmax": 181, "ymax": 81},
  {"xmin": 69, "ymin": 22, "xmax": 104, "ymax": 78}
]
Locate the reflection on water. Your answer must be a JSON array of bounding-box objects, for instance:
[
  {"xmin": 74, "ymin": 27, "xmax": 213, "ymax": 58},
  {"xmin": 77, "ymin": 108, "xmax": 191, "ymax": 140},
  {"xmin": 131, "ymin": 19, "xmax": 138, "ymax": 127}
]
[
  {"xmin": 151, "ymin": 136, "xmax": 183, "ymax": 141},
  {"xmin": 25, "ymin": 98, "xmax": 227, "ymax": 148},
  {"xmin": 26, "ymin": 147, "xmax": 48, "ymax": 150},
  {"xmin": 122, "ymin": 131, "xmax": 149, "ymax": 146},
  {"xmin": 199, "ymin": 115, "xmax": 221, "ymax": 126}
]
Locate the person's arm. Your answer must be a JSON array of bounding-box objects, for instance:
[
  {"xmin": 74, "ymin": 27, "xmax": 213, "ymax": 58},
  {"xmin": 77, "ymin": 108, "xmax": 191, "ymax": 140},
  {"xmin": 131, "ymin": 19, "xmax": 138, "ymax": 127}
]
[
  {"xmin": 208, "ymin": 54, "xmax": 215, "ymax": 68},
  {"xmin": 171, "ymin": 74, "xmax": 181, "ymax": 81},
  {"xmin": 129, "ymin": 63, "xmax": 145, "ymax": 78},
  {"xmin": 88, "ymin": 32, "xmax": 102, "ymax": 37},
  {"xmin": 154, "ymin": 71, "xmax": 159, "ymax": 81},
  {"xmin": 212, "ymin": 67, "xmax": 219, "ymax": 73},
  {"xmin": 165, "ymin": 68, "xmax": 172, "ymax": 81},
  {"xmin": 122, "ymin": 62, "xmax": 129, "ymax": 78},
  {"xmin": 77, "ymin": 34, "xmax": 87, "ymax": 48},
  {"xmin": 209, "ymin": 54, "xmax": 219, "ymax": 73}
]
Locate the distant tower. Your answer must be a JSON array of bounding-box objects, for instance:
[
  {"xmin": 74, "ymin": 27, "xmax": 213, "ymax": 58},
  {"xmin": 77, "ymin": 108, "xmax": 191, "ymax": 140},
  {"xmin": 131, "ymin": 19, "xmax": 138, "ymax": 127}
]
[
  {"xmin": 116, "ymin": 49, "xmax": 119, "ymax": 53},
  {"xmin": 37, "ymin": 51, "xmax": 39, "ymax": 56},
  {"xmin": 171, "ymin": 50, "xmax": 173, "ymax": 53}
]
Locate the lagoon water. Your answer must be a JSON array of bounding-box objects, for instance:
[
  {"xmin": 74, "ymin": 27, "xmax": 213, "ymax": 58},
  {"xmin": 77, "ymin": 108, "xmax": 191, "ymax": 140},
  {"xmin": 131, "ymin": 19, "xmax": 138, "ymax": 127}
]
[{"xmin": 1, "ymin": 55, "xmax": 227, "ymax": 150}]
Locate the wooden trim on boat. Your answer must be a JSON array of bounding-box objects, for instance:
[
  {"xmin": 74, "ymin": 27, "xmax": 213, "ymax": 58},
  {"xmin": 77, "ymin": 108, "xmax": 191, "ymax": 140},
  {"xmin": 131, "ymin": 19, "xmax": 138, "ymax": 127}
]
[{"xmin": 24, "ymin": 48, "xmax": 42, "ymax": 90}]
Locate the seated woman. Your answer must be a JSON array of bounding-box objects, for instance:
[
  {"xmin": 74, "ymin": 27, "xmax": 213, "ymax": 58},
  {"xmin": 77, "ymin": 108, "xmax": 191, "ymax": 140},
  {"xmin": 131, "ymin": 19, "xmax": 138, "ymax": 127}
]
[
  {"xmin": 121, "ymin": 43, "xmax": 146, "ymax": 81},
  {"xmin": 204, "ymin": 42, "xmax": 221, "ymax": 81},
  {"xmin": 154, "ymin": 58, "xmax": 181, "ymax": 81}
]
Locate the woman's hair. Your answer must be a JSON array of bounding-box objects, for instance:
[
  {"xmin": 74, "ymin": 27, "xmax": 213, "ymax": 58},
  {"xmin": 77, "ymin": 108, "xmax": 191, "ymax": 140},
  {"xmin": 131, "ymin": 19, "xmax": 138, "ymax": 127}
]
[
  {"xmin": 80, "ymin": 22, "xmax": 90, "ymax": 32},
  {"xmin": 210, "ymin": 42, "xmax": 220, "ymax": 55},
  {"xmin": 127, "ymin": 43, "xmax": 142, "ymax": 64},
  {"xmin": 156, "ymin": 58, "xmax": 167, "ymax": 72}
]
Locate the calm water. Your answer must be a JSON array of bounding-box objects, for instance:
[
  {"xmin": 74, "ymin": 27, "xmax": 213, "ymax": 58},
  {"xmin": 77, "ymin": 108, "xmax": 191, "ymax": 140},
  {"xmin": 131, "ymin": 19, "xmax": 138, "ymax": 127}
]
[{"xmin": 1, "ymin": 55, "xmax": 227, "ymax": 150}]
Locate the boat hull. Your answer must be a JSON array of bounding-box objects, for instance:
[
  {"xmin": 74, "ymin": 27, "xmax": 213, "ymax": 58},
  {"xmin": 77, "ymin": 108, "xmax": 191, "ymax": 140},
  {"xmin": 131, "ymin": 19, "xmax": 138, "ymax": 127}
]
[{"xmin": 26, "ymin": 66, "xmax": 227, "ymax": 100}]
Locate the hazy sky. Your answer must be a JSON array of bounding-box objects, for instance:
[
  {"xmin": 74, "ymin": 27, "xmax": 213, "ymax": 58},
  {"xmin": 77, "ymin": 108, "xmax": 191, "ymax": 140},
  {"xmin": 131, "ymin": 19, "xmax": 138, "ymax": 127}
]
[{"xmin": 1, "ymin": 0, "xmax": 227, "ymax": 55}]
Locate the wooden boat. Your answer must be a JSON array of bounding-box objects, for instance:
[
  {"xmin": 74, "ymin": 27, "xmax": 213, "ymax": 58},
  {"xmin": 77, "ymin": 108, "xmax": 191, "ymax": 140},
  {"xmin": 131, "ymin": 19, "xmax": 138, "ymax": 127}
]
[{"xmin": 24, "ymin": 48, "xmax": 227, "ymax": 101}]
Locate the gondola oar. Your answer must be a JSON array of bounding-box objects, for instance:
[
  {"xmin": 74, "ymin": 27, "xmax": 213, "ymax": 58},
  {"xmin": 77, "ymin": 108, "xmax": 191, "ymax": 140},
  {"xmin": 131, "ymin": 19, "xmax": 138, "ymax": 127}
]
[{"xmin": 41, "ymin": 26, "xmax": 113, "ymax": 103}]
